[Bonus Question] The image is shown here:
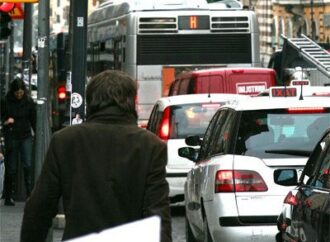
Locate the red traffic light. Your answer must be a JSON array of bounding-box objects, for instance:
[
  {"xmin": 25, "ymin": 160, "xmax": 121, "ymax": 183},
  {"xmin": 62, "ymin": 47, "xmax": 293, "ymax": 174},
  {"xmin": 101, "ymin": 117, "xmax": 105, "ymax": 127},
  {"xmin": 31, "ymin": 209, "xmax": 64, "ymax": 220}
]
[
  {"xmin": 0, "ymin": 3, "xmax": 15, "ymax": 12},
  {"xmin": 57, "ymin": 85, "xmax": 66, "ymax": 100}
]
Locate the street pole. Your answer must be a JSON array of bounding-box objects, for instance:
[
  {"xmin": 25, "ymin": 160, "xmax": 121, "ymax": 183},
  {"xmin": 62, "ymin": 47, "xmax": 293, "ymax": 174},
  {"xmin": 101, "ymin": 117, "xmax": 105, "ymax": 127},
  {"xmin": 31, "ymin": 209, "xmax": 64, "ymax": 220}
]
[
  {"xmin": 35, "ymin": 0, "xmax": 52, "ymax": 240},
  {"xmin": 69, "ymin": 0, "xmax": 88, "ymax": 122},
  {"xmin": 22, "ymin": 3, "xmax": 33, "ymax": 93}
]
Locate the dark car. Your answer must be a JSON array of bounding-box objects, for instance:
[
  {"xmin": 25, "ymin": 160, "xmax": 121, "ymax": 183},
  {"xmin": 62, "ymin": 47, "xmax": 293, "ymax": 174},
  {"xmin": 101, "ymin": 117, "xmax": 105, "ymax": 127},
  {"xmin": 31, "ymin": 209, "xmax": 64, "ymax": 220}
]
[{"xmin": 275, "ymin": 128, "xmax": 330, "ymax": 242}]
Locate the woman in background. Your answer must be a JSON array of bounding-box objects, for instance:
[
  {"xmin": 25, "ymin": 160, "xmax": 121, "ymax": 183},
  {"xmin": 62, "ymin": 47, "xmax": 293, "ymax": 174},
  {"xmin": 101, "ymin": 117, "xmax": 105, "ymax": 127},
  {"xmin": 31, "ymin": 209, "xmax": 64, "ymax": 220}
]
[{"xmin": 2, "ymin": 78, "xmax": 36, "ymax": 206}]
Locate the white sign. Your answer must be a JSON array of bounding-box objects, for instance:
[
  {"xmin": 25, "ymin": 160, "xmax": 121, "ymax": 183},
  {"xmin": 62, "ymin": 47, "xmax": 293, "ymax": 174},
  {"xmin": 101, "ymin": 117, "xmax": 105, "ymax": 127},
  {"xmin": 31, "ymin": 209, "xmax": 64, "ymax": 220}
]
[
  {"xmin": 77, "ymin": 17, "xmax": 84, "ymax": 27},
  {"xmin": 71, "ymin": 92, "xmax": 83, "ymax": 108},
  {"xmin": 66, "ymin": 216, "xmax": 160, "ymax": 242}
]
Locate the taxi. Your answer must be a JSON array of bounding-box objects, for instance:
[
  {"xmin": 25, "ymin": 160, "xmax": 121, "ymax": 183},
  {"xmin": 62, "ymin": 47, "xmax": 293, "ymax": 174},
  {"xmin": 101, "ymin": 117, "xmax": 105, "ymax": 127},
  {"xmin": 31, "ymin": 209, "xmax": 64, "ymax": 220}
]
[{"xmin": 179, "ymin": 84, "xmax": 330, "ymax": 242}]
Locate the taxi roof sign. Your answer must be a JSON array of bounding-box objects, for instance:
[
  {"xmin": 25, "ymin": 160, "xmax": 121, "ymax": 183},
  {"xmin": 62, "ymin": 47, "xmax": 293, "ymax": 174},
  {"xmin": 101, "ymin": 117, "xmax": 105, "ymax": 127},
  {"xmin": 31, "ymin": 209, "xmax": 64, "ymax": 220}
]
[
  {"xmin": 270, "ymin": 87, "xmax": 297, "ymax": 97},
  {"xmin": 290, "ymin": 80, "xmax": 310, "ymax": 86}
]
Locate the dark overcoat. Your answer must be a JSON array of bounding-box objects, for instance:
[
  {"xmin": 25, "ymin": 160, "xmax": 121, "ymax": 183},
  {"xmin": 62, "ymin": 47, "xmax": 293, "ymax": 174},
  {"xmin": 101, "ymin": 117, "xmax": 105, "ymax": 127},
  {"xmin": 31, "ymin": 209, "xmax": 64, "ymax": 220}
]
[{"xmin": 20, "ymin": 106, "xmax": 172, "ymax": 242}]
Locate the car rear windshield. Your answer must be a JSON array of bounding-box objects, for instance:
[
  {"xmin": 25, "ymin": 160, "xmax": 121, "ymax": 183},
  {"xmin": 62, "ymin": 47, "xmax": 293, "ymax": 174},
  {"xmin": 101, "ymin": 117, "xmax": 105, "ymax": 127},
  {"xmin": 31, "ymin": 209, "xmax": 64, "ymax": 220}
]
[
  {"xmin": 234, "ymin": 108, "xmax": 330, "ymax": 158},
  {"xmin": 170, "ymin": 103, "xmax": 221, "ymax": 139}
]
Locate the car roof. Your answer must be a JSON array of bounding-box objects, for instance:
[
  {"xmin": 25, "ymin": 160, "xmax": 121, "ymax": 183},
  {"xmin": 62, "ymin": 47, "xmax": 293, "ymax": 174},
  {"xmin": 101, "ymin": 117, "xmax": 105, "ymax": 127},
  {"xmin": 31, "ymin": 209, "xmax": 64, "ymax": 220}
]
[
  {"xmin": 155, "ymin": 93, "xmax": 249, "ymax": 110},
  {"xmin": 176, "ymin": 67, "xmax": 275, "ymax": 78},
  {"xmin": 221, "ymin": 95, "xmax": 330, "ymax": 111}
]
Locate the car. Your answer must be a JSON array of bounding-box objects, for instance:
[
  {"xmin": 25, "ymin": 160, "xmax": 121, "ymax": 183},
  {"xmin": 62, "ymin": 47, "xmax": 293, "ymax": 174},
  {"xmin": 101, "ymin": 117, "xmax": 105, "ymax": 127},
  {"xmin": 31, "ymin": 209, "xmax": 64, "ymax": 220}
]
[
  {"xmin": 179, "ymin": 86, "xmax": 330, "ymax": 242},
  {"xmin": 146, "ymin": 93, "xmax": 248, "ymax": 204},
  {"xmin": 168, "ymin": 67, "xmax": 276, "ymax": 96},
  {"xmin": 275, "ymin": 128, "xmax": 330, "ymax": 242}
]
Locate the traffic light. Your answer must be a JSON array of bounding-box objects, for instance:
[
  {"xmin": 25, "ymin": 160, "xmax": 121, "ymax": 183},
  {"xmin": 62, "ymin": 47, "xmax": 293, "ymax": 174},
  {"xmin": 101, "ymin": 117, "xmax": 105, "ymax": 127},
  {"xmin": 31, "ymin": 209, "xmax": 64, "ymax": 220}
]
[
  {"xmin": 57, "ymin": 85, "xmax": 67, "ymax": 100},
  {"xmin": 0, "ymin": 12, "xmax": 11, "ymax": 39}
]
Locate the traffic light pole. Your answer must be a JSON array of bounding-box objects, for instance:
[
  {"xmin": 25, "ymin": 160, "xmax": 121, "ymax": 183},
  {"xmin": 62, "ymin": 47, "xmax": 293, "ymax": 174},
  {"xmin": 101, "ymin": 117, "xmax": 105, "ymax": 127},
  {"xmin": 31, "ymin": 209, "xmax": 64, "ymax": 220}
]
[{"xmin": 69, "ymin": 0, "xmax": 88, "ymax": 121}]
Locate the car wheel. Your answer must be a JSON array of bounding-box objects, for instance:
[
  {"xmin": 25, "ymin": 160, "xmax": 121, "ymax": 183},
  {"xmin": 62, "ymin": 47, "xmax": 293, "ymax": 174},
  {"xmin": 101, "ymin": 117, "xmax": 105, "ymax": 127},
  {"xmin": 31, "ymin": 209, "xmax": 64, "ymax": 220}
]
[
  {"xmin": 203, "ymin": 217, "xmax": 213, "ymax": 242},
  {"xmin": 185, "ymin": 216, "xmax": 197, "ymax": 242}
]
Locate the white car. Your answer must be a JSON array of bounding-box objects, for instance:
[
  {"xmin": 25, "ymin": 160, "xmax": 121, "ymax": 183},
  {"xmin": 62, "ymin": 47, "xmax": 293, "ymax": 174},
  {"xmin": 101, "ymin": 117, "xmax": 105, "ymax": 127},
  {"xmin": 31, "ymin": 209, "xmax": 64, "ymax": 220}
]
[
  {"xmin": 180, "ymin": 86, "xmax": 330, "ymax": 241},
  {"xmin": 146, "ymin": 93, "xmax": 248, "ymax": 204}
]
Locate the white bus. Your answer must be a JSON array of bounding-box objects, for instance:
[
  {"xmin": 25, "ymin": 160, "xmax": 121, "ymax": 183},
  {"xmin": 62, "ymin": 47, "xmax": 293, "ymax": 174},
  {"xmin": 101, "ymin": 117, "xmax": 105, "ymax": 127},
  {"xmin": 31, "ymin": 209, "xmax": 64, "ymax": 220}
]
[{"xmin": 87, "ymin": 0, "xmax": 260, "ymax": 126}]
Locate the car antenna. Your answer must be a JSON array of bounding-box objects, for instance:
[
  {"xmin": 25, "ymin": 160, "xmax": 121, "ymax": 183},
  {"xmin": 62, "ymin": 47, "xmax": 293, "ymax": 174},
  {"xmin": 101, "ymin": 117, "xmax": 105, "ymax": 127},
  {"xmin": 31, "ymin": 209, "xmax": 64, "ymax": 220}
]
[
  {"xmin": 299, "ymin": 67, "xmax": 304, "ymax": 100},
  {"xmin": 208, "ymin": 74, "xmax": 211, "ymax": 98}
]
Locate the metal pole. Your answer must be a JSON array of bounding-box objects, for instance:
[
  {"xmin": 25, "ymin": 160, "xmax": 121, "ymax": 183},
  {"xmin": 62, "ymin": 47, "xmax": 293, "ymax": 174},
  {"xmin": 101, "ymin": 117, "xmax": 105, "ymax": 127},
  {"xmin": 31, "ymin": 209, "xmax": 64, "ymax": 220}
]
[
  {"xmin": 70, "ymin": 0, "xmax": 88, "ymax": 121},
  {"xmin": 22, "ymin": 3, "xmax": 33, "ymax": 94},
  {"xmin": 36, "ymin": 0, "xmax": 52, "ymax": 240},
  {"xmin": 8, "ymin": 22, "xmax": 14, "ymax": 86}
]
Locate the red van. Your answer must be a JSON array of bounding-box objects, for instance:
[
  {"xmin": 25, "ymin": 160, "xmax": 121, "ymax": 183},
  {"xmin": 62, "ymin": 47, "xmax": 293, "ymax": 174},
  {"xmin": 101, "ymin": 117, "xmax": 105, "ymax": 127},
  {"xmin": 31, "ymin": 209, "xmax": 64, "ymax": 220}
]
[{"xmin": 168, "ymin": 67, "xmax": 276, "ymax": 96}]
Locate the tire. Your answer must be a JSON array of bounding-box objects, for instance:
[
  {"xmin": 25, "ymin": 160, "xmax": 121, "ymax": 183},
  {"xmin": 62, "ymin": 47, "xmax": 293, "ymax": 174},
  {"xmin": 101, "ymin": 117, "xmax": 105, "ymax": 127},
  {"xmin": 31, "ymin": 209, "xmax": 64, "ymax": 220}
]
[
  {"xmin": 185, "ymin": 216, "xmax": 197, "ymax": 242},
  {"xmin": 203, "ymin": 217, "xmax": 213, "ymax": 242}
]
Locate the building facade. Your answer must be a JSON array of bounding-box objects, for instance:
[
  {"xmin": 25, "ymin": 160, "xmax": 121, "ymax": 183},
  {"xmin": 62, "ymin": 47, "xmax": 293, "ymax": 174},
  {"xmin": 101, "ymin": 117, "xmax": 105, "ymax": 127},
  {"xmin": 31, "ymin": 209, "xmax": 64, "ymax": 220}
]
[{"xmin": 242, "ymin": 0, "xmax": 330, "ymax": 66}]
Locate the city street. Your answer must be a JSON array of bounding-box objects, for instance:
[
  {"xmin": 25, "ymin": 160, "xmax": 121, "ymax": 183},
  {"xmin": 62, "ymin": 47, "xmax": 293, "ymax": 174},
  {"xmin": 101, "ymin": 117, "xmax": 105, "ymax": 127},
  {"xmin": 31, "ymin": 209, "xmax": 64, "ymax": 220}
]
[{"xmin": 0, "ymin": 202, "xmax": 185, "ymax": 242}]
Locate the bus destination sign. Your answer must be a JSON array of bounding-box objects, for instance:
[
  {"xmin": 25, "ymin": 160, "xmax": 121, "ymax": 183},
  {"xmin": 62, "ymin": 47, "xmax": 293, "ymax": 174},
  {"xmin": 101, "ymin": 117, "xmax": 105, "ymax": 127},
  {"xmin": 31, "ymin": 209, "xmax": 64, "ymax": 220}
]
[{"xmin": 178, "ymin": 15, "xmax": 209, "ymax": 30}]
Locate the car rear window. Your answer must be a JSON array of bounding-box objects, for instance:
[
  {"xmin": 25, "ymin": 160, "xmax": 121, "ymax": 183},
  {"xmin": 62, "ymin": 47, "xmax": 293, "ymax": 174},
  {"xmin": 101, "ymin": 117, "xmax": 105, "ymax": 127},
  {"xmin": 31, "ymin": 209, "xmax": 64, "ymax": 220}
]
[
  {"xmin": 169, "ymin": 103, "xmax": 221, "ymax": 139},
  {"xmin": 235, "ymin": 108, "xmax": 330, "ymax": 158}
]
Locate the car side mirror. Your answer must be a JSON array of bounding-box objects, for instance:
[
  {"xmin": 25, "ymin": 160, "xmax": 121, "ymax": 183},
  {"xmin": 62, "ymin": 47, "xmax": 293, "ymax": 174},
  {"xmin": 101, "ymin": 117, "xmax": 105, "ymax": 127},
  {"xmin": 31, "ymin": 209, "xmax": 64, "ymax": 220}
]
[
  {"xmin": 185, "ymin": 135, "xmax": 202, "ymax": 146},
  {"xmin": 274, "ymin": 169, "xmax": 298, "ymax": 186},
  {"xmin": 178, "ymin": 147, "xmax": 198, "ymax": 162}
]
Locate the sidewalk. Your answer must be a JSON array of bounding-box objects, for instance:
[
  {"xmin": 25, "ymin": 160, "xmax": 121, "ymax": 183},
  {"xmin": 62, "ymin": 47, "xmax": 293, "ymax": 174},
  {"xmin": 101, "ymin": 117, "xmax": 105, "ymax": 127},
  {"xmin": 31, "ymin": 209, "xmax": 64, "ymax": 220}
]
[{"xmin": 0, "ymin": 200, "xmax": 63, "ymax": 242}]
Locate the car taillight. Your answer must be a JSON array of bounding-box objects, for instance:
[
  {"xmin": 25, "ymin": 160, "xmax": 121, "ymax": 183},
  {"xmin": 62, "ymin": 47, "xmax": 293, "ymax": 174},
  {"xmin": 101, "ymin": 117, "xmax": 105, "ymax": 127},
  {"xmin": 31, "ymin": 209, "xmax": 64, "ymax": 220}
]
[
  {"xmin": 283, "ymin": 191, "xmax": 297, "ymax": 206},
  {"xmin": 158, "ymin": 107, "xmax": 171, "ymax": 141},
  {"xmin": 215, "ymin": 170, "xmax": 268, "ymax": 193},
  {"xmin": 287, "ymin": 107, "xmax": 325, "ymax": 113}
]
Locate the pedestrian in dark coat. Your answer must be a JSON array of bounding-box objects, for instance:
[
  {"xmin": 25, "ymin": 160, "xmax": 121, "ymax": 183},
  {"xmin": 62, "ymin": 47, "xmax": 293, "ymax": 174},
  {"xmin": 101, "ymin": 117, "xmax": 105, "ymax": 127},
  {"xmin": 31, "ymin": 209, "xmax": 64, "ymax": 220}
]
[
  {"xmin": 20, "ymin": 70, "xmax": 172, "ymax": 242},
  {"xmin": 2, "ymin": 78, "xmax": 36, "ymax": 206}
]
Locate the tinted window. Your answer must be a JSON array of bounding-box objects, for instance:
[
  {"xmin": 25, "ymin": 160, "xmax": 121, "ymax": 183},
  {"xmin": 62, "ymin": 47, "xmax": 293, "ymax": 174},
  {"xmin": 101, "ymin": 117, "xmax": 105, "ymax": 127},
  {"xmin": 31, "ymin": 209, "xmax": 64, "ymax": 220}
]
[
  {"xmin": 178, "ymin": 78, "xmax": 190, "ymax": 95},
  {"xmin": 311, "ymin": 135, "xmax": 330, "ymax": 189},
  {"xmin": 198, "ymin": 110, "xmax": 227, "ymax": 159},
  {"xmin": 169, "ymin": 103, "xmax": 221, "ymax": 139},
  {"xmin": 210, "ymin": 111, "xmax": 236, "ymax": 155},
  {"xmin": 147, "ymin": 104, "xmax": 159, "ymax": 132},
  {"xmin": 234, "ymin": 109, "xmax": 330, "ymax": 158},
  {"xmin": 198, "ymin": 111, "xmax": 220, "ymax": 160}
]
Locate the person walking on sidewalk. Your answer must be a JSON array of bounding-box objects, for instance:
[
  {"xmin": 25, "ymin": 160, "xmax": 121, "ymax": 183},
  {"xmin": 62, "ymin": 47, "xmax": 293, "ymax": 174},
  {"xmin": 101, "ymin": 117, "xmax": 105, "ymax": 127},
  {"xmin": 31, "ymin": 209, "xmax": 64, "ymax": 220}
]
[
  {"xmin": 20, "ymin": 70, "xmax": 172, "ymax": 242},
  {"xmin": 1, "ymin": 78, "xmax": 36, "ymax": 206}
]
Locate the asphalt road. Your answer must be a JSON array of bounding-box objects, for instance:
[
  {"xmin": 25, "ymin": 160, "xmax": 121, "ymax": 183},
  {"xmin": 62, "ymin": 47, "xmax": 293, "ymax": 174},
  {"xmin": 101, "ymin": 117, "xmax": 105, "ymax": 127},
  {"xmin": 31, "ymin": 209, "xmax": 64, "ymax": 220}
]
[{"xmin": 0, "ymin": 201, "xmax": 186, "ymax": 242}]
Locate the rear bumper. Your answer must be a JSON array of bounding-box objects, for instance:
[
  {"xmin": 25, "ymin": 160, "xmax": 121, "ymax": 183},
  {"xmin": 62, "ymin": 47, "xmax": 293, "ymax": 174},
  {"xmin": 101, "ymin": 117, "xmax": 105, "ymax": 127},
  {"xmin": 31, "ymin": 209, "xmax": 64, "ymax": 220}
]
[
  {"xmin": 219, "ymin": 216, "xmax": 277, "ymax": 226},
  {"xmin": 212, "ymin": 224, "xmax": 278, "ymax": 242},
  {"xmin": 166, "ymin": 174, "xmax": 187, "ymax": 202}
]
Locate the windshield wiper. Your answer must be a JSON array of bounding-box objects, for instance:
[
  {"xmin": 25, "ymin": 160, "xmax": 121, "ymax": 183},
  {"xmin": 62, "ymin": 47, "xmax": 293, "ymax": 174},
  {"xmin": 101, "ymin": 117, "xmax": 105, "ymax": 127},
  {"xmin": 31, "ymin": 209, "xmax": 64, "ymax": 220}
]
[{"xmin": 264, "ymin": 149, "xmax": 311, "ymax": 156}]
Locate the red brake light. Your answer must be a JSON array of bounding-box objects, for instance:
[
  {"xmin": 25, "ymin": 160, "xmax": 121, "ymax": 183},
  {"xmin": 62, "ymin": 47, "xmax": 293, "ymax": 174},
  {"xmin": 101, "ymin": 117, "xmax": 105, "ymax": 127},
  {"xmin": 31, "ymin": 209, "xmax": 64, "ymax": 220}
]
[
  {"xmin": 57, "ymin": 86, "xmax": 66, "ymax": 100},
  {"xmin": 287, "ymin": 107, "xmax": 325, "ymax": 114},
  {"xmin": 215, "ymin": 170, "xmax": 268, "ymax": 193},
  {"xmin": 158, "ymin": 107, "xmax": 171, "ymax": 140},
  {"xmin": 283, "ymin": 191, "xmax": 297, "ymax": 206},
  {"xmin": 215, "ymin": 170, "xmax": 235, "ymax": 192}
]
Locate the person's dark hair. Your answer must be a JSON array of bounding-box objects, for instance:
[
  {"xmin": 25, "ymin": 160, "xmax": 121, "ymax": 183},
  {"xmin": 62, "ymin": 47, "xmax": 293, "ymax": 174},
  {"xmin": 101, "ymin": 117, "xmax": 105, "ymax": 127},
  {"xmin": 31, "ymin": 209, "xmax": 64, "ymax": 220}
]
[
  {"xmin": 7, "ymin": 78, "xmax": 28, "ymax": 99},
  {"xmin": 86, "ymin": 70, "xmax": 137, "ymax": 117}
]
